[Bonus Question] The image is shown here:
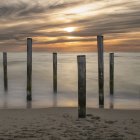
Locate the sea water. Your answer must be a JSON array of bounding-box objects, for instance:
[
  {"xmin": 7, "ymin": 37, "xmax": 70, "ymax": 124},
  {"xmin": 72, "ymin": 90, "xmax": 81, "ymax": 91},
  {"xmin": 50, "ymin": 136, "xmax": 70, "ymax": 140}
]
[{"xmin": 0, "ymin": 52, "xmax": 139, "ymax": 109}]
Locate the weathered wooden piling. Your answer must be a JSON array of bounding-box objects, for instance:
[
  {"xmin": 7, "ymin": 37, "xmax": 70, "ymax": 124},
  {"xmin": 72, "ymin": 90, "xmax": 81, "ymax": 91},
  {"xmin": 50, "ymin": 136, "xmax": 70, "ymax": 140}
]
[
  {"xmin": 27, "ymin": 38, "xmax": 32, "ymax": 101},
  {"xmin": 77, "ymin": 55, "xmax": 86, "ymax": 118},
  {"xmin": 97, "ymin": 35, "xmax": 104, "ymax": 107},
  {"xmin": 110, "ymin": 53, "xmax": 114, "ymax": 95},
  {"xmin": 3, "ymin": 52, "xmax": 8, "ymax": 91},
  {"xmin": 53, "ymin": 53, "xmax": 57, "ymax": 93}
]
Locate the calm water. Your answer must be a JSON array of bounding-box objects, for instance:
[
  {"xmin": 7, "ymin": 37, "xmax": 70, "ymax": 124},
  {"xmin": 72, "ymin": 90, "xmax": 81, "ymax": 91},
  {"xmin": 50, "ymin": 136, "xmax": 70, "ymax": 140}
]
[{"xmin": 0, "ymin": 52, "xmax": 139, "ymax": 109}]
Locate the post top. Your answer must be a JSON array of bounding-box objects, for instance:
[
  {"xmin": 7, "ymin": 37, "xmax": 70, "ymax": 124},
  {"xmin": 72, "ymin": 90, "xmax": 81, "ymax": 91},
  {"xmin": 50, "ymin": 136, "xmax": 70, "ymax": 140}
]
[
  {"xmin": 77, "ymin": 55, "xmax": 86, "ymax": 58},
  {"xmin": 97, "ymin": 34, "xmax": 103, "ymax": 37},
  {"xmin": 27, "ymin": 37, "xmax": 32, "ymax": 40},
  {"xmin": 110, "ymin": 52, "xmax": 114, "ymax": 55},
  {"xmin": 77, "ymin": 55, "xmax": 86, "ymax": 63}
]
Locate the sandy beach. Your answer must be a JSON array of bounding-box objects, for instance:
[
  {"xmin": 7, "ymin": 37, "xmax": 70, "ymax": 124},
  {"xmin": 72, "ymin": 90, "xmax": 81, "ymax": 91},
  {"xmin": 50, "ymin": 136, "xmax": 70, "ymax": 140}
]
[{"xmin": 0, "ymin": 107, "xmax": 139, "ymax": 140}]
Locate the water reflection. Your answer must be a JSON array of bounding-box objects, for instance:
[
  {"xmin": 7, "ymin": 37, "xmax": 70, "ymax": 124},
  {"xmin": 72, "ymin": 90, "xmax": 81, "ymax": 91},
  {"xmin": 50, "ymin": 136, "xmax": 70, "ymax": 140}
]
[
  {"xmin": 26, "ymin": 101, "xmax": 32, "ymax": 109},
  {"xmin": 0, "ymin": 52, "xmax": 139, "ymax": 109},
  {"xmin": 109, "ymin": 95, "xmax": 114, "ymax": 109},
  {"xmin": 53, "ymin": 93, "xmax": 57, "ymax": 107},
  {"xmin": 99, "ymin": 104, "xmax": 104, "ymax": 108},
  {"xmin": 3, "ymin": 91, "xmax": 8, "ymax": 108}
]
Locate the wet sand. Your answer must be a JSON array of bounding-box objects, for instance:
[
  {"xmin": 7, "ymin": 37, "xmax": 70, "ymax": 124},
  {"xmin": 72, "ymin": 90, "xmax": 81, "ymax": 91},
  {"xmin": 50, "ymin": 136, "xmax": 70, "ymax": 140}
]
[{"xmin": 0, "ymin": 107, "xmax": 139, "ymax": 140}]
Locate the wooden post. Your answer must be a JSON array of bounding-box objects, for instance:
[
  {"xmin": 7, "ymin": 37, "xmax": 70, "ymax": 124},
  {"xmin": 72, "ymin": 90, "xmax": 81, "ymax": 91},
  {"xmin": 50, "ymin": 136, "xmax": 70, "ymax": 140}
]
[
  {"xmin": 27, "ymin": 38, "xmax": 32, "ymax": 101},
  {"xmin": 97, "ymin": 35, "xmax": 104, "ymax": 107},
  {"xmin": 53, "ymin": 53, "xmax": 57, "ymax": 93},
  {"xmin": 110, "ymin": 53, "xmax": 114, "ymax": 95},
  {"xmin": 3, "ymin": 52, "xmax": 8, "ymax": 91},
  {"xmin": 77, "ymin": 55, "xmax": 86, "ymax": 118}
]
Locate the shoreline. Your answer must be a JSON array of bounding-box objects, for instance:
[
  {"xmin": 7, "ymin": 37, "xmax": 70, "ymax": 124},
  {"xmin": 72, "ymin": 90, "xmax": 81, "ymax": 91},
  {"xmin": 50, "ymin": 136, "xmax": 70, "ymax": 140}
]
[{"xmin": 0, "ymin": 106, "xmax": 140, "ymax": 111}]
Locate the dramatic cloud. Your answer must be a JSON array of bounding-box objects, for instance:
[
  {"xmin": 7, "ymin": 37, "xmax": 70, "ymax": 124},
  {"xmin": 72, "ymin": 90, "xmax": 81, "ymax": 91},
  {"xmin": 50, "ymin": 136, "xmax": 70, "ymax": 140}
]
[{"xmin": 0, "ymin": 0, "xmax": 140, "ymax": 52}]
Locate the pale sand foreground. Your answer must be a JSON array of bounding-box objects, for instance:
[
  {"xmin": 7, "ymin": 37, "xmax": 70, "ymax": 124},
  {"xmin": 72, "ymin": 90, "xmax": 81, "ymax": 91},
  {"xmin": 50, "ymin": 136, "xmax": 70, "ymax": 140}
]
[{"xmin": 0, "ymin": 108, "xmax": 139, "ymax": 140}]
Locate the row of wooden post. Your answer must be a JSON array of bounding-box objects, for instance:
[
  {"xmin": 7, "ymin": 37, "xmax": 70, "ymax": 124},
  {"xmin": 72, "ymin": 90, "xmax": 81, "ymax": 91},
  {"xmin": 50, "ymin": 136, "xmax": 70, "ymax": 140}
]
[
  {"xmin": 2, "ymin": 35, "xmax": 114, "ymax": 118},
  {"xmin": 78, "ymin": 36, "xmax": 114, "ymax": 117}
]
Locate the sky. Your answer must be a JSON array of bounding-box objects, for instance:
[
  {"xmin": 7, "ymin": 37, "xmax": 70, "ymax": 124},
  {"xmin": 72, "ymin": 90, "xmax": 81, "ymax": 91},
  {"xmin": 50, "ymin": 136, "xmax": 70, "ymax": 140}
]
[{"xmin": 0, "ymin": 0, "xmax": 140, "ymax": 52}]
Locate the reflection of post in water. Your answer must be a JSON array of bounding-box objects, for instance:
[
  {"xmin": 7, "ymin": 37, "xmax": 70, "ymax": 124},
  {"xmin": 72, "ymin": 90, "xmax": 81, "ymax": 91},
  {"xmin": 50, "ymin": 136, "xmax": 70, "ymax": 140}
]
[
  {"xmin": 53, "ymin": 93, "xmax": 57, "ymax": 107},
  {"xmin": 3, "ymin": 93, "xmax": 8, "ymax": 108},
  {"xmin": 3, "ymin": 52, "xmax": 8, "ymax": 91},
  {"xmin": 110, "ymin": 95, "xmax": 114, "ymax": 109},
  {"xmin": 26, "ymin": 101, "xmax": 32, "ymax": 109}
]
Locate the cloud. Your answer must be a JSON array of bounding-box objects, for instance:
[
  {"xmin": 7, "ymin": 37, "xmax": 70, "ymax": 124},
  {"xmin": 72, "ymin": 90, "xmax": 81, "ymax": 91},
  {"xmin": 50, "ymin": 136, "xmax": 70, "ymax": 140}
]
[
  {"xmin": 0, "ymin": 0, "xmax": 82, "ymax": 20},
  {"xmin": 0, "ymin": 0, "xmax": 140, "ymax": 51}
]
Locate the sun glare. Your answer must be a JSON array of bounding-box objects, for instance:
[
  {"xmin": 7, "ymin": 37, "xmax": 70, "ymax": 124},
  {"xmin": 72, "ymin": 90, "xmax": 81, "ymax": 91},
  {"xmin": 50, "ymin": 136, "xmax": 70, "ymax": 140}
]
[
  {"xmin": 70, "ymin": 7, "xmax": 89, "ymax": 14},
  {"xmin": 63, "ymin": 27, "xmax": 76, "ymax": 33}
]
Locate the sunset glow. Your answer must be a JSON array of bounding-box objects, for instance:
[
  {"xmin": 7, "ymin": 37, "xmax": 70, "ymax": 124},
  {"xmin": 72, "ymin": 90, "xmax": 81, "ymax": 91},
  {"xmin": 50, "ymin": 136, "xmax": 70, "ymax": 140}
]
[
  {"xmin": 0, "ymin": 0, "xmax": 139, "ymax": 52},
  {"xmin": 63, "ymin": 27, "xmax": 76, "ymax": 33}
]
